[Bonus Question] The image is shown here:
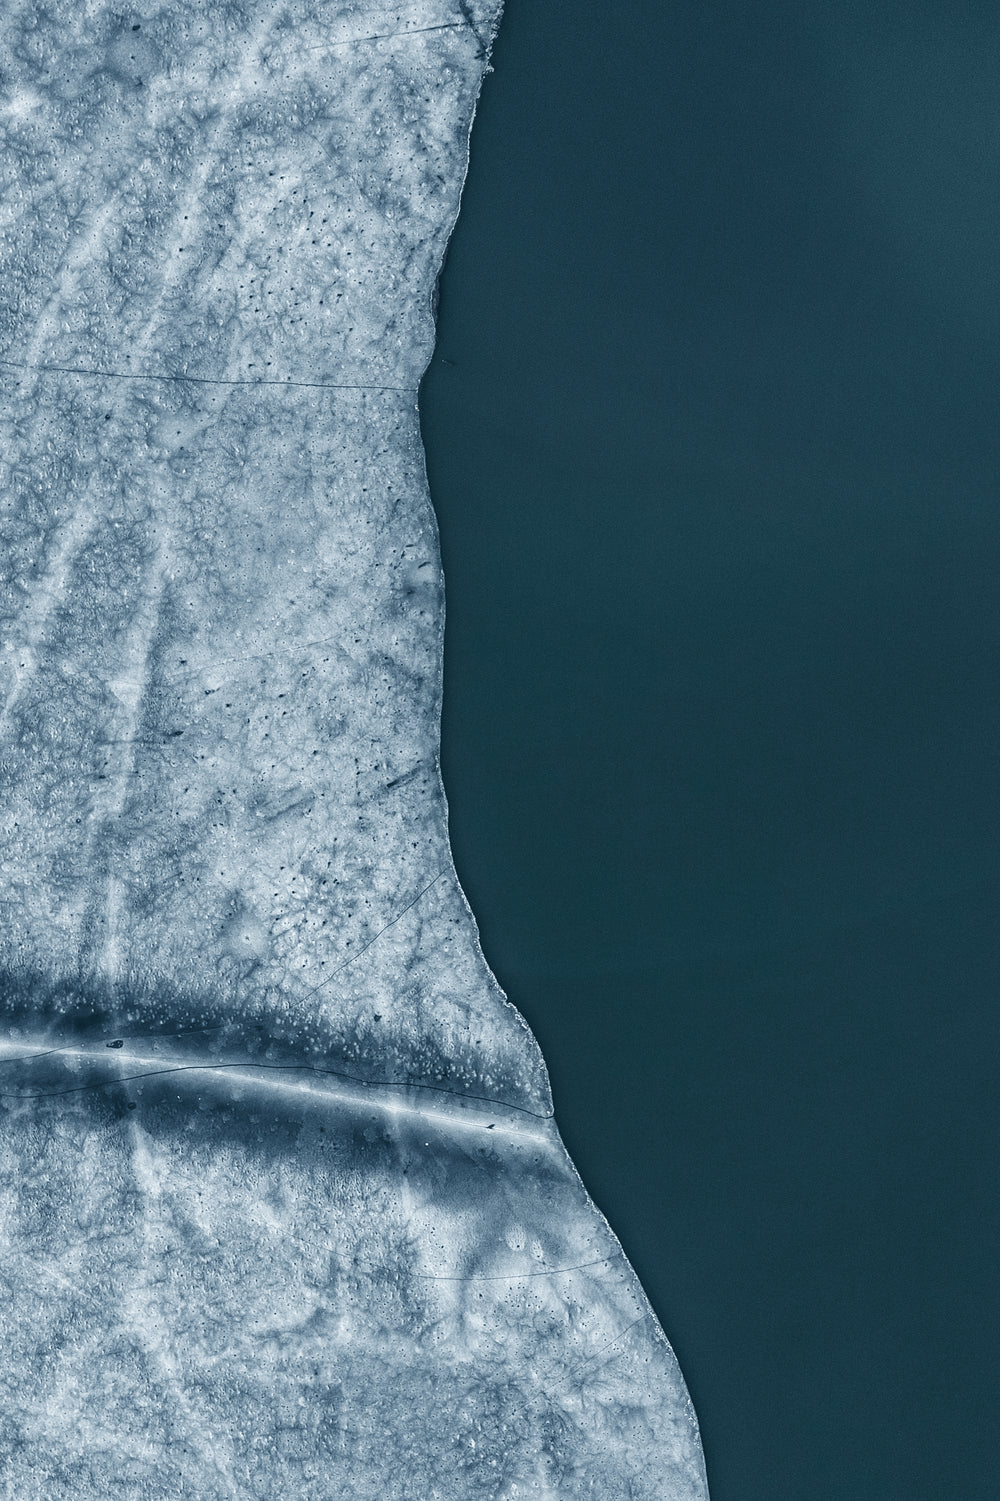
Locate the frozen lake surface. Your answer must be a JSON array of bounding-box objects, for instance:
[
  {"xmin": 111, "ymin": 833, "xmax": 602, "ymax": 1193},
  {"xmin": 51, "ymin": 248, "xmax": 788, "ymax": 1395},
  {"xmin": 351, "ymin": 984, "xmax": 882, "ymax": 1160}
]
[{"xmin": 0, "ymin": 1, "xmax": 707, "ymax": 1493}]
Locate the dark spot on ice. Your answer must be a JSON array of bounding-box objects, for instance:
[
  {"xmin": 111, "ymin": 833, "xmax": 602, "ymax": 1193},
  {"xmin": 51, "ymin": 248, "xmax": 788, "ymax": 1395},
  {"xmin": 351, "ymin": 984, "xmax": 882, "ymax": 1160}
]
[{"xmin": 106, "ymin": 1039, "xmax": 124, "ymax": 1049}]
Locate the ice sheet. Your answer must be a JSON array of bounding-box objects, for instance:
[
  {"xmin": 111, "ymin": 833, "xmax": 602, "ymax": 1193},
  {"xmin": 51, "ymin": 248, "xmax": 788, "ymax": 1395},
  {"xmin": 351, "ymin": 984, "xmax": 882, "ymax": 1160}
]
[{"xmin": 0, "ymin": 2, "xmax": 708, "ymax": 1493}]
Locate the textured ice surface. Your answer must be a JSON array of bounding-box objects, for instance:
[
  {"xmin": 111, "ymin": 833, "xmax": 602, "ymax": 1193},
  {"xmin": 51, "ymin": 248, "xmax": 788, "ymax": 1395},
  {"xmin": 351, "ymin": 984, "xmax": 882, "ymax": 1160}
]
[{"xmin": 0, "ymin": 2, "xmax": 708, "ymax": 1495}]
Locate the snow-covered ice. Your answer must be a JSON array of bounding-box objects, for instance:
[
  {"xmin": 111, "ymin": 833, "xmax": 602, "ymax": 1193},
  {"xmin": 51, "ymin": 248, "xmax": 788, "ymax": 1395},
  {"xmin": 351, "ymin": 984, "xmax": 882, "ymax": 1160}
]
[{"xmin": 0, "ymin": 2, "xmax": 708, "ymax": 1494}]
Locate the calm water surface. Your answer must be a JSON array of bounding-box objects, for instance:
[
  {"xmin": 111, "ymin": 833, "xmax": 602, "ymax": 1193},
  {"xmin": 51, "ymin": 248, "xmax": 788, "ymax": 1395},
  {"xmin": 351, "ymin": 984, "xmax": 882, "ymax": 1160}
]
[{"xmin": 420, "ymin": 3, "xmax": 1000, "ymax": 1496}]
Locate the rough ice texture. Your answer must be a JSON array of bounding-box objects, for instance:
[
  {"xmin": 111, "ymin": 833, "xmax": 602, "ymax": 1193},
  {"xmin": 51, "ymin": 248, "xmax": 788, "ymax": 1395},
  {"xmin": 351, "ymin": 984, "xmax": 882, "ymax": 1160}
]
[{"xmin": 0, "ymin": 2, "xmax": 709, "ymax": 1496}]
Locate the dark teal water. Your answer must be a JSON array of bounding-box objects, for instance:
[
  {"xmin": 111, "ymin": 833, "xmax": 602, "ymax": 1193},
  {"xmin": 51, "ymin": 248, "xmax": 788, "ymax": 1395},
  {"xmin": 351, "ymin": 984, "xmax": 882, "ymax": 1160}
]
[{"xmin": 420, "ymin": 3, "xmax": 1000, "ymax": 1496}]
